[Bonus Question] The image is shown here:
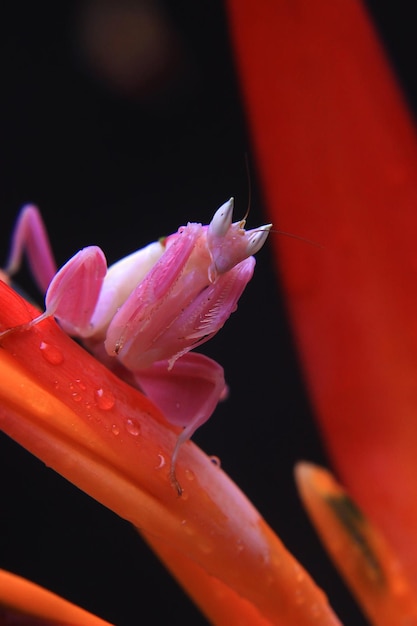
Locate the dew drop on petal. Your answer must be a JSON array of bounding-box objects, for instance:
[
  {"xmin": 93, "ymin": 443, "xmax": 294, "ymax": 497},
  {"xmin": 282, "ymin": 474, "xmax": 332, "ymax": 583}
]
[
  {"xmin": 198, "ymin": 540, "xmax": 213, "ymax": 555},
  {"xmin": 125, "ymin": 418, "xmax": 141, "ymax": 436},
  {"xmin": 236, "ymin": 539, "xmax": 244, "ymax": 554},
  {"xmin": 95, "ymin": 387, "xmax": 115, "ymax": 410},
  {"xmin": 184, "ymin": 468, "xmax": 195, "ymax": 481},
  {"xmin": 294, "ymin": 589, "xmax": 305, "ymax": 606},
  {"xmin": 155, "ymin": 453, "xmax": 166, "ymax": 469},
  {"xmin": 209, "ymin": 455, "xmax": 221, "ymax": 468},
  {"xmin": 39, "ymin": 341, "xmax": 64, "ymax": 365},
  {"xmin": 71, "ymin": 392, "xmax": 82, "ymax": 402},
  {"xmin": 75, "ymin": 379, "xmax": 87, "ymax": 391},
  {"xmin": 296, "ymin": 570, "xmax": 305, "ymax": 584},
  {"xmin": 111, "ymin": 424, "xmax": 120, "ymax": 436}
]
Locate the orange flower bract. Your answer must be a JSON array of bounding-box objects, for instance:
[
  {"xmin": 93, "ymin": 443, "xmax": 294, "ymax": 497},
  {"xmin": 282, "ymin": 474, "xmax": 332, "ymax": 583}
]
[
  {"xmin": 0, "ymin": 280, "xmax": 340, "ymax": 624},
  {"xmin": 227, "ymin": 0, "xmax": 417, "ymax": 594}
]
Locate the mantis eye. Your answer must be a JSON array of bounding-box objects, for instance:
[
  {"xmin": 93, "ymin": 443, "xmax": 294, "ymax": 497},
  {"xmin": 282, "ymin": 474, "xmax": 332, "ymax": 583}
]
[
  {"xmin": 246, "ymin": 226, "xmax": 272, "ymax": 256},
  {"xmin": 208, "ymin": 198, "xmax": 234, "ymax": 237},
  {"xmin": 207, "ymin": 199, "xmax": 271, "ymax": 276}
]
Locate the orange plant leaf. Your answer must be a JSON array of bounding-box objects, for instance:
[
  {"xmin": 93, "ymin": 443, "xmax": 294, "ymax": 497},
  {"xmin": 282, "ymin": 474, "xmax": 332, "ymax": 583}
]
[
  {"xmin": 0, "ymin": 281, "xmax": 341, "ymax": 625},
  {"xmin": 0, "ymin": 568, "xmax": 114, "ymax": 626},
  {"xmin": 227, "ymin": 0, "xmax": 417, "ymax": 587},
  {"xmin": 296, "ymin": 463, "xmax": 417, "ymax": 626}
]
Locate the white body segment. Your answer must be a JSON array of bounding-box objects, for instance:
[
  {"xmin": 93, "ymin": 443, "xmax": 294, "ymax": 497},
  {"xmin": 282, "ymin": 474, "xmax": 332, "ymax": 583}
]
[{"xmin": 89, "ymin": 241, "xmax": 166, "ymax": 339}]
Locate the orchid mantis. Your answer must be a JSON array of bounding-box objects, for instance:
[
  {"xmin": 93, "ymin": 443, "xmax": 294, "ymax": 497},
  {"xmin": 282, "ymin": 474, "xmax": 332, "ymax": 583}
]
[{"xmin": 1, "ymin": 200, "xmax": 270, "ymax": 493}]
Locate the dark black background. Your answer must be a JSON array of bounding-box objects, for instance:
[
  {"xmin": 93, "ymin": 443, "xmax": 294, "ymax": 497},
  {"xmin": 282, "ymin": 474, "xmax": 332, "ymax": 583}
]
[{"xmin": 0, "ymin": 2, "xmax": 414, "ymax": 624}]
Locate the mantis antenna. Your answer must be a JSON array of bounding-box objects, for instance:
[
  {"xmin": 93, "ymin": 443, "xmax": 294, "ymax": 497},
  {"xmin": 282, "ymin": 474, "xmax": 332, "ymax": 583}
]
[{"xmin": 242, "ymin": 153, "xmax": 322, "ymax": 248}]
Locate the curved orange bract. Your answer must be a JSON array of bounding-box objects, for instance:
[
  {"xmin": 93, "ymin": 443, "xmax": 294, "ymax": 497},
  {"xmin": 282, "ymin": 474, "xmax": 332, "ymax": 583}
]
[
  {"xmin": 227, "ymin": 0, "xmax": 417, "ymax": 598},
  {"xmin": 0, "ymin": 280, "xmax": 340, "ymax": 625},
  {"xmin": 0, "ymin": 568, "xmax": 113, "ymax": 626}
]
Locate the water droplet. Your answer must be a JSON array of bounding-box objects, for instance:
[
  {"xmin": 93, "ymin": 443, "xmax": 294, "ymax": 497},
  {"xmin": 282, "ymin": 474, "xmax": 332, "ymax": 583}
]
[
  {"xmin": 198, "ymin": 540, "xmax": 213, "ymax": 555},
  {"xmin": 184, "ymin": 468, "xmax": 195, "ymax": 481},
  {"xmin": 111, "ymin": 424, "xmax": 120, "ymax": 436},
  {"xmin": 39, "ymin": 341, "xmax": 64, "ymax": 365},
  {"xmin": 294, "ymin": 589, "xmax": 305, "ymax": 606},
  {"xmin": 75, "ymin": 379, "xmax": 87, "ymax": 391},
  {"xmin": 155, "ymin": 454, "xmax": 166, "ymax": 469},
  {"xmin": 296, "ymin": 570, "xmax": 305, "ymax": 584},
  {"xmin": 236, "ymin": 540, "xmax": 244, "ymax": 554},
  {"xmin": 95, "ymin": 388, "xmax": 115, "ymax": 410},
  {"xmin": 209, "ymin": 455, "xmax": 221, "ymax": 468},
  {"xmin": 71, "ymin": 392, "xmax": 82, "ymax": 402},
  {"xmin": 125, "ymin": 418, "xmax": 141, "ymax": 436}
]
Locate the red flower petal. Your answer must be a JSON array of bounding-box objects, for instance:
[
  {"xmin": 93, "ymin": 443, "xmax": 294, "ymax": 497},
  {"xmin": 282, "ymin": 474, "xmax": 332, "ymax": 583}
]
[
  {"xmin": 0, "ymin": 281, "xmax": 341, "ymax": 624},
  {"xmin": 0, "ymin": 568, "xmax": 114, "ymax": 626},
  {"xmin": 227, "ymin": 0, "xmax": 417, "ymax": 586}
]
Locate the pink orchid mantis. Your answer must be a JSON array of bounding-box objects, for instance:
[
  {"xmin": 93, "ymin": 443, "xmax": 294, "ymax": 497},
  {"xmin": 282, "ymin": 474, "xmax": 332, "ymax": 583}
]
[{"xmin": 2, "ymin": 200, "xmax": 270, "ymax": 492}]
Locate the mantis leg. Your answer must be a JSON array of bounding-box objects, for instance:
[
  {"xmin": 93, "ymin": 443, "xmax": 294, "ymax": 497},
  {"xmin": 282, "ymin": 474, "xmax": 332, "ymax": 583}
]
[
  {"xmin": 4, "ymin": 205, "xmax": 57, "ymax": 294},
  {"xmin": 134, "ymin": 352, "xmax": 226, "ymax": 495}
]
